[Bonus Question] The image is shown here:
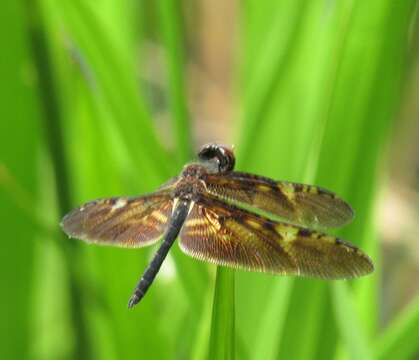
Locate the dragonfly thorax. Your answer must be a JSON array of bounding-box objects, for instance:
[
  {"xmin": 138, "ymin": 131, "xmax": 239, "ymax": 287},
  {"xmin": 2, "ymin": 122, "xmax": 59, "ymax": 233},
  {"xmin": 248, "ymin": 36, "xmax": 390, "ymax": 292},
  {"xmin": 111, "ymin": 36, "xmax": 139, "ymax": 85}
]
[{"xmin": 174, "ymin": 164, "xmax": 209, "ymax": 200}]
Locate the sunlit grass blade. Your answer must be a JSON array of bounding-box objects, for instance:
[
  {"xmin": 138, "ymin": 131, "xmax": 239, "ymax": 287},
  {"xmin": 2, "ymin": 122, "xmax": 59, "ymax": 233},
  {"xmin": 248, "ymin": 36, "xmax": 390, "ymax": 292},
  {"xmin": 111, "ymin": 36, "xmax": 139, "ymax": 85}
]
[
  {"xmin": 209, "ymin": 268, "xmax": 235, "ymax": 360},
  {"xmin": 156, "ymin": 1, "xmax": 192, "ymax": 164},
  {"xmin": 54, "ymin": 0, "xmax": 171, "ymax": 187},
  {"xmin": 331, "ymin": 283, "xmax": 372, "ymax": 360},
  {"xmin": 238, "ymin": 1, "xmax": 306, "ymax": 163},
  {"xmin": 22, "ymin": 0, "xmax": 93, "ymax": 358},
  {"xmin": 251, "ymin": 279, "xmax": 293, "ymax": 360},
  {"xmin": 191, "ymin": 287, "xmax": 214, "ymax": 360},
  {"xmin": 235, "ymin": 2, "xmax": 352, "ymax": 358},
  {"xmin": 235, "ymin": 1, "xmax": 417, "ymax": 360},
  {"xmin": 0, "ymin": 3, "xmax": 43, "ymax": 359},
  {"xmin": 375, "ymin": 295, "xmax": 419, "ymax": 360}
]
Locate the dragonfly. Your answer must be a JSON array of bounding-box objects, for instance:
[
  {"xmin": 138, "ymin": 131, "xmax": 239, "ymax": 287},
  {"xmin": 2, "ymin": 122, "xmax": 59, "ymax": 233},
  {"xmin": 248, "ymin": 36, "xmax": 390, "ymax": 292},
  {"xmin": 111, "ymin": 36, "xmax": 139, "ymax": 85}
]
[{"xmin": 61, "ymin": 143, "xmax": 374, "ymax": 308}]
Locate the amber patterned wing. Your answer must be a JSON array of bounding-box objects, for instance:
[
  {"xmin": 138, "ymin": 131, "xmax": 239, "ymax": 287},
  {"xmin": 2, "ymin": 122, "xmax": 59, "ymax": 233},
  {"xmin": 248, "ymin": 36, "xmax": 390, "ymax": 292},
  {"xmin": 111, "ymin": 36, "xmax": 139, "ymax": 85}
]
[
  {"xmin": 179, "ymin": 197, "xmax": 373, "ymax": 279},
  {"xmin": 203, "ymin": 172, "xmax": 354, "ymax": 229},
  {"xmin": 61, "ymin": 192, "xmax": 173, "ymax": 248}
]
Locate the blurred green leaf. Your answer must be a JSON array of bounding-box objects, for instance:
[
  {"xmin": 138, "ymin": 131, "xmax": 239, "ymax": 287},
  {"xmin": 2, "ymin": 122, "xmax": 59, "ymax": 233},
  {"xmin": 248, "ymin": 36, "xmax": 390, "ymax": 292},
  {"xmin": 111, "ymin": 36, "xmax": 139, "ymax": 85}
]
[
  {"xmin": 157, "ymin": 0, "xmax": 192, "ymax": 164},
  {"xmin": 209, "ymin": 268, "xmax": 235, "ymax": 360},
  {"xmin": 236, "ymin": 1, "xmax": 416, "ymax": 360},
  {"xmin": 53, "ymin": 0, "xmax": 171, "ymax": 187},
  {"xmin": 375, "ymin": 295, "xmax": 419, "ymax": 360},
  {"xmin": 332, "ymin": 283, "xmax": 372, "ymax": 360},
  {"xmin": 0, "ymin": 2, "xmax": 41, "ymax": 358}
]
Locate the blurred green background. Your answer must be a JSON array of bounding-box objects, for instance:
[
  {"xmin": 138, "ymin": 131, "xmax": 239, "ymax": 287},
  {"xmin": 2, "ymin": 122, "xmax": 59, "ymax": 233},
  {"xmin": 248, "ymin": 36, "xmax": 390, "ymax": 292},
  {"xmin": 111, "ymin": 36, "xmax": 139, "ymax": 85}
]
[{"xmin": 2, "ymin": 1, "xmax": 419, "ymax": 359}]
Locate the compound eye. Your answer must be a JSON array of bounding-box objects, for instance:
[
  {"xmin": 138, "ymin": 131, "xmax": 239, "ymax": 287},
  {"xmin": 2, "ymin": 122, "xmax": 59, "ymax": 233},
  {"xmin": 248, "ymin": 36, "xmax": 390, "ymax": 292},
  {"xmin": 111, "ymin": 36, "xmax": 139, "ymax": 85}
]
[
  {"xmin": 198, "ymin": 143, "xmax": 235, "ymax": 173},
  {"xmin": 218, "ymin": 147, "xmax": 235, "ymax": 173},
  {"xmin": 198, "ymin": 143, "xmax": 217, "ymax": 162}
]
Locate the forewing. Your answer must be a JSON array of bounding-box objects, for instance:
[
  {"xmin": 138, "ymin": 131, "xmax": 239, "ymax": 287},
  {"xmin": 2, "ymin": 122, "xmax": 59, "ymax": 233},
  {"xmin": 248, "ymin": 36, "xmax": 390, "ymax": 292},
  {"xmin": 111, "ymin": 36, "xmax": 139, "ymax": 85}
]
[
  {"xmin": 61, "ymin": 192, "xmax": 172, "ymax": 248},
  {"xmin": 203, "ymin": 172, "xmax": 354, "ymax": 229},
  {"xmin": 179, "ymin": 197, "xmax": 373, "ymax": 279}
]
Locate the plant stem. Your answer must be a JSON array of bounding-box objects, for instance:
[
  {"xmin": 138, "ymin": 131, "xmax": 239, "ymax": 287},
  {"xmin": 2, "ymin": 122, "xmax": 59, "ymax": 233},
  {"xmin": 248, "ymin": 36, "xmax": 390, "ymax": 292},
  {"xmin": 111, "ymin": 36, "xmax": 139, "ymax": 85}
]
[{"xmin": 209, "ymin": 267, "xmax": 235, "ymax": 360}]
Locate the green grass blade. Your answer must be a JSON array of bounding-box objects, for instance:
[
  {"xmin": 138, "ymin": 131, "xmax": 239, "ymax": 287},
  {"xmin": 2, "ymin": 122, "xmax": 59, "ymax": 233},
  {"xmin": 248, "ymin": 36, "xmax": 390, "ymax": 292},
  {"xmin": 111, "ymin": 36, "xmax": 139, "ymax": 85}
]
[
  {"xmin": 375, "ymin": 295, "xmax": 419, "ymax": 360},
  {"xmin": 235, "ymin": 1, "xmax": 417, "ymax": 360},
  {"xmin": 331, "ymin": 283, "xmax": 372, "ymax": 360},
  {"xmin": 22, "ymin": 0, "xmax": 93, "ymax": 358},
  {"xmin": 238, "ymin": 1, "xmax": 307, "ymax": 163},
  {"xmin": 54, "ymin": 0, "xmax": 171, "ymax": 186},
  {"xmin": 235, "ymin": 3, "xmax": 353, "ymax": 359},
  {"xmin": 251, "ymin": 279, "xmax": 293, "ymax": 360},
  {"xmin": 156, "ymin": 1, "xmax": 193, "ymax": 164},
  {"xmin": 209, "ymin": 268, "xmax": 235, "ymax": 360},
  {"xmin": 0, "ymin": 3, "xmax": 43, "ymax": 358}
]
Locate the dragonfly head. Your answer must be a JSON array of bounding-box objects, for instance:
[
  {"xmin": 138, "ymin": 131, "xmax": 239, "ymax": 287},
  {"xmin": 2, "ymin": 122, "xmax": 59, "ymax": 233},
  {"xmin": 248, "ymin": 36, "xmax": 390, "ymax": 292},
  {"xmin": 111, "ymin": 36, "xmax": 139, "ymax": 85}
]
[{"xmin": 198, "ymin": 143, "xmax": 235, "ymax": 173}]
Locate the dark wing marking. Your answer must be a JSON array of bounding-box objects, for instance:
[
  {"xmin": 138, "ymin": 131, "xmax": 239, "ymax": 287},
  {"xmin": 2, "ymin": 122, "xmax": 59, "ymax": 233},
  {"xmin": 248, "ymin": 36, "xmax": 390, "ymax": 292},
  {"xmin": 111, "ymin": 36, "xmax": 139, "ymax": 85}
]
[
  {"xmin": 179, "ymin": 197, "xmax": 373, "ymax": 279},
  {"xmin": 61, "ymin": 192, "xmax": 172, "ymax": 248},
  {"xmin": 203, "ymin": 172, "xmax": 354, "ymax": 229}
]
